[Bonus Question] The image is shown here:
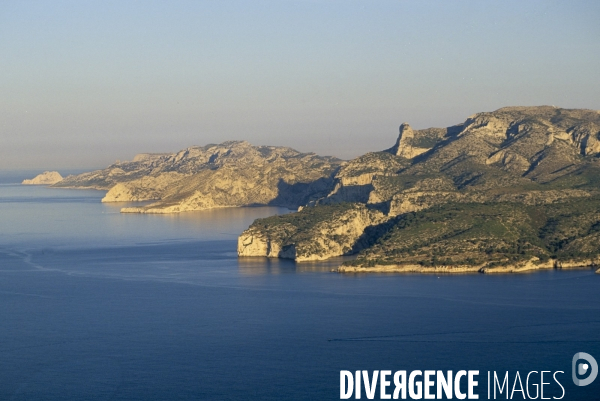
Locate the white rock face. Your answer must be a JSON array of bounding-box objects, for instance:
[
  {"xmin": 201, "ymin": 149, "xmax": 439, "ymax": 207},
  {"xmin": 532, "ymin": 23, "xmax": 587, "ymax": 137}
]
[
  {"xmin": 101, "ymin": 172, "xmax": 185, "ymax": 203},
  {"xmin": 22, "ymin": 171, "xmax": 63, "ymax": 185},
  {"xmin": 238, "ymin": 204, "xmax": 388, "ymax": 261},
  {"xmin": 390, "ymin": 123, "xmax": 431, "ymax": 159},
  {"xmin": 485, "ymin": 149, "xmax": 530, "ymax": 172}
]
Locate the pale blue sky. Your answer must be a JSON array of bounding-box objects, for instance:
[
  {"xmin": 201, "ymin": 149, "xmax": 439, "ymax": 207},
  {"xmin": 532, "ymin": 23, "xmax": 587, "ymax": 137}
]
[{"xmin": 1, "ymin": 0, "xmax": 599, "ymax": 169}]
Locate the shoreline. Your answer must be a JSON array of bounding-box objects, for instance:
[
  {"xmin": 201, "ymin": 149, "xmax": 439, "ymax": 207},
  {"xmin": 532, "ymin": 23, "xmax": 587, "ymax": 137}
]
[{"xmin": 337, "ymin": 258, "xmax": 599, "ymax": 275}]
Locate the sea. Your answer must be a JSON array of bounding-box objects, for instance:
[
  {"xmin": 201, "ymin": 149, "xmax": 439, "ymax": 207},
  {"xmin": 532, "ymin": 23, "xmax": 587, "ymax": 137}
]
[{"xmin": 0, "ymin": 171, "xmax": 599, "ymax": 400}]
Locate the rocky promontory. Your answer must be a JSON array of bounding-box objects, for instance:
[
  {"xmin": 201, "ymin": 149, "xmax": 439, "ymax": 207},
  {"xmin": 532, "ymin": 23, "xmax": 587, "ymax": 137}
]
[
  {"xmin": 54, "ymin": 141, "xmax": 342, "ymax": 212},
  {"xmin": 239, "ymin": 106, "xmax": 600, "ymax": 271},
  {"xmin": 238, "ymin": 203, "xmax": 387, "ymax": 261},
  {"xmin": 22, "ymin": 171, "xmax": 63, "ymax": 185}
]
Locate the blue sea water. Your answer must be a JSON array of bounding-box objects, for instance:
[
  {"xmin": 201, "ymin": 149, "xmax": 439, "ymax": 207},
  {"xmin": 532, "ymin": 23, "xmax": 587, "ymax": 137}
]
[{"xmin": 0, "ymin": 172, "xmax": 599, "ymax": 400}]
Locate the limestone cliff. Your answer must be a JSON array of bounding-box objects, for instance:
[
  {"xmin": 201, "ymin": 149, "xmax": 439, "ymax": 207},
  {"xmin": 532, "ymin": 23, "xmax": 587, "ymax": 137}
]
[
  {"xmin": 389, "ymin": 123, "xmax": 447, "ymax": 159},
  {"xmin": 22, "ymin": 171, "xmax": 63, "ymax": 185},
  {"xmin": 238, "ymin": 203, "xmax": 387, "ymax": 261}
]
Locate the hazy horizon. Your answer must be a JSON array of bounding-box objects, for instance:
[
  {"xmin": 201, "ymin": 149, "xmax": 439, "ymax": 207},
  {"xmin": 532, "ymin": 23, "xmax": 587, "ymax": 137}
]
[{"xmin": 2, "ymin": 0, "xmax": 599, "ymax": 170}]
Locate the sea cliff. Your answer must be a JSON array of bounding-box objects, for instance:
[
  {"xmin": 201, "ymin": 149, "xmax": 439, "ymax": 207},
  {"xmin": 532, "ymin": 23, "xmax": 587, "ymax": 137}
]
[{"xmin": 238, "ymin": 203, "xmax": 387, "ymax": 261}]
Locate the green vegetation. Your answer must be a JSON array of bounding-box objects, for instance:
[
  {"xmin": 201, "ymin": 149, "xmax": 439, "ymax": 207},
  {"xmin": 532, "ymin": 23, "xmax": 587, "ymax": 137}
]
[
  {"xmin": 344, "ymin": 198, "xmax": 600, "ymax": 268},
  {"xmin": 410, "ymin": 128, "xmax": 447, "ymax": 149},
  {"xmin": 335, "ymin": 152, "xmax": 408, "ymax": 177}
]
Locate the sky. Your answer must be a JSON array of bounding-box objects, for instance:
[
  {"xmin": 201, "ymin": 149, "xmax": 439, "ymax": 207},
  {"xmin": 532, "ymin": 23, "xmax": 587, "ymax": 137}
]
[{"xmin": 1, "ymin": 0, "xmax": 599, "ymax": 170}]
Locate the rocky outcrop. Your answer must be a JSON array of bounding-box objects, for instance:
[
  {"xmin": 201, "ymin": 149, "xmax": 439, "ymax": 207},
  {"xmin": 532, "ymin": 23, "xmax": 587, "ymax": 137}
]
[
  {"xmin": 566, "ymin": 123, "xmax": 600, "ymax": 156},
  {"xmin": 390, "ymin": 124, "xmax": 427, "ymax": 158},
  {"xmin": 389, "ymin": 123, "xmax": 446, "ymax": 159},
  {"xmin": 485, "ymin": 149, "xmax": 530, "ymax": 173},
  {"xmin": 553, "ymin": 259, "xmax": 599, "ymax": 270},
  {"xmin": 238, "ymin": 203, "xmax": 388, "ymax": 261},
  {"xmin": 22, "ymin": 171, "xmax": 63, "ymax": 185}
]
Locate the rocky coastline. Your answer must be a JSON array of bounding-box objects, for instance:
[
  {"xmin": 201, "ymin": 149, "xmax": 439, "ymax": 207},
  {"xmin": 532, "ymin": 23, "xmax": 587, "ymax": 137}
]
[
  {"xmin": 41, "ymin": 106, "xmax": 600, "ymax": 275},
  {"xmin": 338, "ymin": 258, "xmax": 598, "ymax": 274}
]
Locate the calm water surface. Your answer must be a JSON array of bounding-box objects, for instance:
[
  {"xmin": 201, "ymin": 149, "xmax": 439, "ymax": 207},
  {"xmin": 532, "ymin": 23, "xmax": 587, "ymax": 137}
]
[{"xmin": 0, "ymin": 173, "xmax": 599, "ymax": 400}]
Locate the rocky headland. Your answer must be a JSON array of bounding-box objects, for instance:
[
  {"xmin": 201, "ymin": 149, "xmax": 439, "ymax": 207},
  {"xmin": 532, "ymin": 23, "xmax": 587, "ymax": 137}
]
[
  {"xmin": 54, "ymin": 141, "xmax": 342, "ymax": 212},
  {"xmin": 22, "ymin": 171, "xmax": 63, "ymax": 185},
  {"xmin": 238, "ymin": 203, "xmax": 387, "ymax": 261},
  {"xmin": 238, "ymin": 106, "xmax": 600, "ymax": 273}
]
